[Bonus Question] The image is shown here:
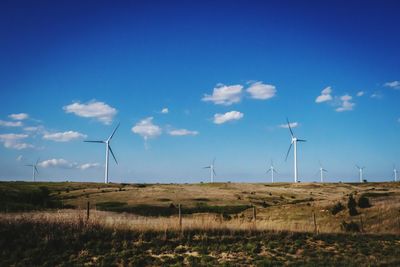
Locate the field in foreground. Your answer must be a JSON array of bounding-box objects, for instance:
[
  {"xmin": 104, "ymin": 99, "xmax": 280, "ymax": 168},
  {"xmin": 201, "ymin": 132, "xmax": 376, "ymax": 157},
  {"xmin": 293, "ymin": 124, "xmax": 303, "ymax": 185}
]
[
  {"xmin": 1, "ymin": 181, "xmax": 400, "ymax": 266},
  {"xmin": 1, "ymin": 215, "xmax": 400, "ymax": 266}
]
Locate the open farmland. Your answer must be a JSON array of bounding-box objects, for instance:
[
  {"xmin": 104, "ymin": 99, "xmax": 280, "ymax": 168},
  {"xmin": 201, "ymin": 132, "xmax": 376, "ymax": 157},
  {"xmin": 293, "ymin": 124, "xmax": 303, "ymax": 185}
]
[{"xmin": 1, "ymin": 181, "xmax": 400, "ymax": 266}]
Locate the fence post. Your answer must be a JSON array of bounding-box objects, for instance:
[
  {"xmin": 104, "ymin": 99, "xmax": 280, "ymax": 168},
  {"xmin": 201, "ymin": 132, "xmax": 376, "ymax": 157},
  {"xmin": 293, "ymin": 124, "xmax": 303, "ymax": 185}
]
[
  {"xmin": 86, "ymin": 201, "xmax": 90, "ymax": 221},
  {"xmin": 360, "ymin": 214, "xmax": 364, "ymax": 233},
  {"xmin": 313, "ymin": 212, "xmax": 318, "ymax": 234},
  {"xmin": 253, "ymin": 206, "xmax": 257, "ymax": 221},
  {"xmin": 178, "ymin": 204, "xmax": 182, "ymax": 233}
]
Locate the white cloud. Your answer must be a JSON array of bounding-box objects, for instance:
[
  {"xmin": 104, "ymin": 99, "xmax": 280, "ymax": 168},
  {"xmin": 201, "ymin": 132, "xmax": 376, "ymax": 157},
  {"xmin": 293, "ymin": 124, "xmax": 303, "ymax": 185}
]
[
  {"xmin": 370, "ymin": 92, "xmax": 383, "ymax": 99},
  {"xmin": 16, "ymin": 155, "xmax": 23, "ymax": 161},
  {"xmin": 78, "ymin": 163, "xmax": 100, "ymax": 170},
  {"xmin": 246, "ymin": 81, "xmax": 276, "ymax": 100},
  {"xmin": 213, "ymin": 111, "xmax": 244, "ymax": 124},
  {"xmin": 38, "ymin": 158, "xmax": 100, "ymax": 170},
  {"xmin": 161, "ymin": 108, "xmax": 169, "ymax": 114},
  {"xmin": 168, "ymin": 129, "xmax": 199, "ymax": 136},
  {"xmin": 9, "ymin": 113, "xmax": 29, "ymax": 120},
  {"xmin": 24, "ymin": 125, "xmax": 45, "ymax": 133},
  {"xmin": 315, "ymin": 86, "xmax": 333, "ymax": 103},
  {"xmin": 0, "ymin": 120, "xmax": 22, "ymax": 127},
  {"xmin": 131, "ymin": 117, "xmax": 162, "ymax": 140},
  {"xmin": 384, "ymin": 81, "xmax": 400, "ymax": 89},
  {"xmin": 356, "ymin": 91, "xmax": 365, "ymax": 97},
  {"xmin": 43, "ymin": 131, "xmax": 87, "ymax": 142},
  {"xmin": 279, "ymin": 122, "xmax": 299, "ymax": 129},
  {"xmin": 0, "ymin": 133, "xmax": 33, "ymax": 150},
  {"xmin": 63, "ymin": 100, "xmax": 117, "ymax": 124},
  {"xmin": 38, "ymin": 158, "xmax": 74, "ymax": 168},
  {"xmin": 336, "ymin": 94, "xmax": 355, "ymax": 112},
  {"xmin": 202, "ymin": 84, "xmax": 243, "ymax": 105}
]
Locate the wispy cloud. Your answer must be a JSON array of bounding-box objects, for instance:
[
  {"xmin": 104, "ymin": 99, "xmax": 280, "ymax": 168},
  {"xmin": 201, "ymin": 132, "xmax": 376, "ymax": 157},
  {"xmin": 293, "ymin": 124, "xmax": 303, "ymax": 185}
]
[
  {"xmin": 370, "ymin": 91, "xmax": 383, "ymax": 99},
  {"xmin": 0, "ymin": 133, "xmax": 33, "ymax": 150},
  {"xmin": 168, "ymin": 129, "xmax": 199, "ymax": 136},
  {"xmin": 9, "ymin": 113, "xmax": 29, "ymax": 120},
  {"xmin": 43, "ymin": 131, "xmax": 87, "ymax": 142},
  {"xmin": 356, "ymin": 91, "xmax": 365, "ymax": 97},
  {"xmin": 246, "ymin": 81, "xmax": 277, "ymax": 100},
  {"xmin": 213, "ymin": 111, "xmax": 244, "ymax": 124},
  {"xmin": 279, "ymin": 122, "xmax": 299, "ymax": 129},
  {"xmin": 161, "ymin": 108, "xmax": 169, "ymax": 114},
  {"xmin": 315, "ymin": 86, "xmax": 333, "ymax": 103},
  {"xmin": 131, "ymin": 117, "xmax": 162, "ymax": 142},
  {"xmin": 38, "ymin": 158, "xmax": 100, "ymax": 170},
  {"xmin": 63, "ymin": 100, "xmax": 117, "ymax": 124},
  {"xmin": 202, "ymin": 84, "xmax": 243, "ymax": 105},
  {"xmin": 336, "ymin": 94, "xmax": 355, "ymax": 112},
  {"xmin": 0, "ymin": 120, "xmax": 22, "ymax": 127},
  {"xmin": 384, "ymin": 81, "xmax": 400, "ymax": 90}
]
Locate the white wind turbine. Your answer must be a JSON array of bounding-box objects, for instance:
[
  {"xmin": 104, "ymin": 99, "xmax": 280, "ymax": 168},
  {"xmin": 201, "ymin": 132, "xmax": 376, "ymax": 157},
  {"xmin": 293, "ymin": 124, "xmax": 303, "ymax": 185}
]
[
  {"xmin": 393, "ymin": 165, "xmax": 398, "ymax": 182},
  {"xmin": 267, "ymin": 160, "xmax": 278, "ymax": 183},
  {"xmin": 284, "ymin": 118, "xmax": 306, "ymax": 183},
  {"xmin": 203, "ymin": 158, "xmax": 216, "ymax": 183},
  {"xmin": 85, "ymin": 123, "xmax": 119, "ymax": 184},
  {"xmin": 25, "ymin": 159, "xmax": 39, "ymax": 182},
  {"xmin": 319, "ymin": 162, "xmax": 328, "ymax": 183},
  {"xmin": 356, "ymin": 165, "xmax": 365, "ymax": 183}
]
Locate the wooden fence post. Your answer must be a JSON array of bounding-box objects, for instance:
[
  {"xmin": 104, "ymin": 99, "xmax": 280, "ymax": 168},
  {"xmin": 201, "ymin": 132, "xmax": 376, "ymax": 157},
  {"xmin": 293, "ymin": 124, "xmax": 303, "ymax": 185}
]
[
  {"xmin": 313, "ymin": 212, "xmax": 318, "ymax": 234},
  {"xmin": 253, "ymin": 206, "xmax": 257, "ymax": 221},
  {"xmin": 178, "ymin": 204, "xmax": 182, "ymax": 233},
  {"xmin": 86, "ymin": 201, "xmax": 90, "ymax": 221}
]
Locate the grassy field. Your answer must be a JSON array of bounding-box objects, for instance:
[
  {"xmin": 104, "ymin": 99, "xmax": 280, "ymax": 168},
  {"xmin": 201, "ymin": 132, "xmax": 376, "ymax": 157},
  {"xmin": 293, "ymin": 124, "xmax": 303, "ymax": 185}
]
[{"xmin": 1, "ymin": 181, "xmax": 400, "ymax": 266}]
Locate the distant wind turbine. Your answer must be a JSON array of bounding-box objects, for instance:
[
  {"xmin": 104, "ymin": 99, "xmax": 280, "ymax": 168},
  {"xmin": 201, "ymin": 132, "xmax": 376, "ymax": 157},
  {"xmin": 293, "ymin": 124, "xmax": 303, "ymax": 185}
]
[
  {"xmin": 284, "ymin": 118, "xmax": 306, "ymax": 183},
  {"xmin": 25, "ymin": 159, "xmax": 39, "ymax": 182},
  {"xmin": 267, "ymin": 160, "xmax": 278, "ymax": 183},
  {"xmin": 356, "ymin": 165, "xmax": 365, "ymax": 183},
  {"xmin": 203, "ymin": 158, "xmax": 216, "ymax": 183},
  {"xmin": 393, "ymin": 165, "xmax": 398, "ymax": 182},
  {"xmin": 319, "ymin": 162, "xmax": 328, "ymax": 183},
  {"xmin": 85, "ymin": 123, "xmax": 120, "ymax": 184}
]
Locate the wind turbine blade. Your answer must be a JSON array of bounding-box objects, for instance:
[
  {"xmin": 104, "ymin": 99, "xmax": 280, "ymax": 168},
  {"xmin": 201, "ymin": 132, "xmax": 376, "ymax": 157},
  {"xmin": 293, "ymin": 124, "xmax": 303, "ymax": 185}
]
[
  {"xmin": 203, "ymin": 166, "xmax": 211, "ymax": 169},
  {"xmin": 285, "ymin": 143, "xmax": 293, "ymax": 162},
  {"xmin": 274, "ymin": 169, "xmax": 278, "ymax": 174},
  {"xmin": 108, "ymin": 145, "xmax": 118, "ymax": 165},
  {"xmin": 297, "ymin": 139, "xmax": 307, "ymax": 142},
  {"xmin": 25, "ymin": 164, "xmax": 33, "ymax": 167},
  {"xmin": 36, "ymin": 158, "xmax": 40, "ymax": 165},
  {"xmin": 286, "ymin": 118, "xmax": 294, "ymax": 137},
  {"xmin": 323, "ymin": 169, "xmax": 328, "ymax": 172},
  {"xmin": 266, "ymin": 169, "xmax": 271, "ymax": 173},
  {"xmin": 355, "ymin": 165, "xmax": 360, "ymax": 169},
  {"xmin": 212, "ymin": 158, "xmax": 216, "ymax": 166},
  {"xmin": 213, "ymin": 169, "xmax": 216, "ymax": 176},
  {"xmin": 84, "ymin": 140, "xmax": 104, "ymax": 143},
  {"xmin": 35, "ymin": 166, "xmax": 39, "ymax": 174},
  {"xmin": 108, "ymin": 123, "xmax": 120, "ymax": 141}
]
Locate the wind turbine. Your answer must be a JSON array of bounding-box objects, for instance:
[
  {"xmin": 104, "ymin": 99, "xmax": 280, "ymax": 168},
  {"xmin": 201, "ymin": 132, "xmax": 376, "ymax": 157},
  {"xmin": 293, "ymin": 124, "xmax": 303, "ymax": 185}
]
[
  {"xmin": 25, "ymin": 159, "xmax": 39, "ymax": 182},
  {"xmin": 319, "ymin": 162, "xmax": 328, "ymax": 183},
  {"xmin": 284, "ymin": 118, "xmax": 306, "ymax": 183},
  {"xmin": 393, "ymin": 165, "xmax": 398, "ymax": 182},
  {"xmin": 203, "ymin": 158, "xmax": 216, "ymax": 183},
  {"xmin": 356, "ymin": 165, "xmax": 365, "ymax": 183},
  {"xmin": 85, "ymin": 123, "xmax": 119, "ymax": 184},
  {"xmin": 267, "ymin": 160, "xmax": 278, "ymax": 183}
]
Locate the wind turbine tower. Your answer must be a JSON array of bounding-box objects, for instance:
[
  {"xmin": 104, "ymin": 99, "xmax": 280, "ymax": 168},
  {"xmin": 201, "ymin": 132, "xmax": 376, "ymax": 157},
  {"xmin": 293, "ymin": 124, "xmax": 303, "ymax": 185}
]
[
  {"xmin": 204, "ymin": 158, "xmax": 216, "ymax": 183},
  {"xmin": 285, "ymin": 118, "xmax": 306, "ymax": 183},
  {"xmin": 267, "ymin": 160, "xmax": 278, "ymax": 183},
  {"xmin": 25, "ymin": 159, "xmax": 39, "ymax": 182},
  {"xmin": 319, "ymin": 162, "xmax": 328, "ymax": 183},
  {"xmin": 356, "ymin": 165, "xmax": 365, "ymax": 183},
  {"xmin": 394, "ymin": 166, "xmax": 398, "ymax": 182},
  {"xmin": 85, "ymin": 123, "xmax": 120, "ymax": 184}
]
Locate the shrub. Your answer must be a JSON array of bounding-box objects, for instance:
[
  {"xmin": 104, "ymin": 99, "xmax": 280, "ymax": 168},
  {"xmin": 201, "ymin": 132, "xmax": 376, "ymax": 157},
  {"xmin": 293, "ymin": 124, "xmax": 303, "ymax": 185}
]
[
  {"xmin": 347, "ymin": 194, "xmax": 358, "ymax": 216},
  {"xmin": 340, "ymin": 220, "xmax": 360, "ymax": 232},
  {"xmin": 358, "ymin": 195, "xmax": 371, "ymax": 208},
  {"xmin": 330, "ymin": 202, "xmax": 345, "ymax": 215}
]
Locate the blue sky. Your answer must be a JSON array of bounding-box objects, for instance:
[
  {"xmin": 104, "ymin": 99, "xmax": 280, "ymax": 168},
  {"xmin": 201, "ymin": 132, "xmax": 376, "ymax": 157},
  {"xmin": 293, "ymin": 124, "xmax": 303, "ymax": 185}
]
[{"xmin": 0, "ymin": 0, "xmax": 399, "ymax": 183}]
